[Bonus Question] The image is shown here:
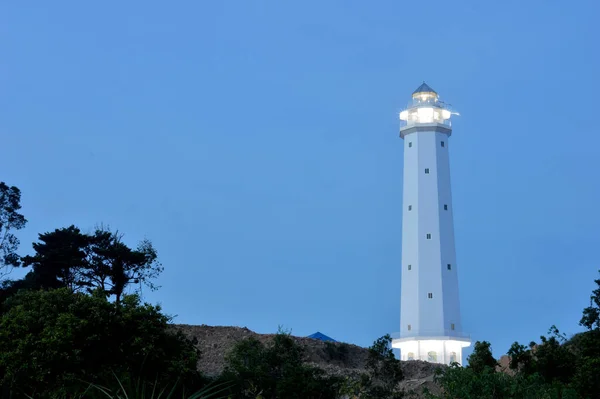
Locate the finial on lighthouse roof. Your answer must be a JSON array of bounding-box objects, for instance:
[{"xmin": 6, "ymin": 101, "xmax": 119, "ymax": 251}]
[{"xmin": 412, "ymin": 82, "xmax": 437, "ymax": 97}]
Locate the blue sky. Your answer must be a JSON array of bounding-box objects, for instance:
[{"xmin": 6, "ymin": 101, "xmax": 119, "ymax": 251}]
[{"xmin": 2, "ymin": 0, "xmax": 599, "ymax": 359}]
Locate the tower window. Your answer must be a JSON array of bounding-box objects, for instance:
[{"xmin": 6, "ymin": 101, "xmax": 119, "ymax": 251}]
[
  {"xmin": 408, "ymin": 264, "xmax": 412, "ymax": 271},
  {"xmin": 441, "ymin": 141, "xmax": 445, "ymax": 147},
  {"xmin": 451, "ymin": 323, "xmax": 455, "ymax": 330},
  {"xmin": 444, "ymin": 204, "xmax": 448, "ymax": 210},
  {"xmin": 447, "ymin": 264, "xmax": 452, "ymax": 270},
  {"xmin": 408, "ymin": 324, "xmax": 412, "ymax": 331},
  {"xmin": 425, "ymin": 168, "xmax": 430, "ymax": 174},
  {"xmin": 426, "ymin": 233, "xmax": 431, "ymax": 239},
  {"xmin": 408, "ymin": 142, "xmax": 413, "ymax": 148},
  {"xmin": 408, "ymin": 205, "xmax": 412, "ymax": 211},
  {"xmin": 428, "ymin": 293, "xmax": 433, "ymax": 299}
]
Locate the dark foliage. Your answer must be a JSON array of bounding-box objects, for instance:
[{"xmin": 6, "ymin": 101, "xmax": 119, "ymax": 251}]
[
  {"xmin": 428, "ymin": 270, "xmax": 600, "ymax": 399},
  {"xmin": 580, "ymin": 271, "xmax": 600, "ymax": 330},
  {"xmin": 0, "ymin": 288, "xmax": 200, "ymax": 397},
  {"xmin": 426, "ymin": 363, "xmax": 576, "ymax": 399},
  {"xmin": 0, "ymin": 182, "xmax": 27, "ymax": 273},
  {"xmin": 568, "ymin": 329, "xmax": 600, "ymax": 397},
  {"xmin": 223, "ymin": 330, "xmax": 343, "ymax": 399},
  {"xmin": 362, "ymin": 334, "xmax": 404, "ymax": 399},
  {"xmin": 21, "ymin": 225, "xmax": 90, "ymax": 290},
  {"xmin": 507, "ymin": 341, "xmax": 535, "ymax": 375},
  {"xmin": 323, "ymin": 340, "xmax": 350, "ymax": 362},
  {"xmin": 466, "ymin": 341, "xmax": 497, "ymax": 373},
  {"xmin": 534, "ymin": 326, "xmax": 576, "ymax": 384},
  {"xmin": 18, "ymin": 225, "xmax": 163, "ymax": 304}
]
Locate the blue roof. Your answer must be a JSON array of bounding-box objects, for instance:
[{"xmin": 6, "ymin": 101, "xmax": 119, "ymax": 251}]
[
  {"xmin": 307, "ymin": 332, "xmax": 337, "ymax": 342},
  {"xmin": 413, "ymin": 82, "xmax": 437, "ymax": 95}
]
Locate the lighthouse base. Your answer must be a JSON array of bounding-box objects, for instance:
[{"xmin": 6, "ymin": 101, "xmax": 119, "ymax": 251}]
[{"xmin": 392, "ymin": 336, "xmax": 471, "ymax": 365}]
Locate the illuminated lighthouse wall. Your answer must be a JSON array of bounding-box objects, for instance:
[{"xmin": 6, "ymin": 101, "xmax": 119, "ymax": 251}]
[{"xmin": 391, "ymin": 83, "xmax": 471, "ymax": 365}]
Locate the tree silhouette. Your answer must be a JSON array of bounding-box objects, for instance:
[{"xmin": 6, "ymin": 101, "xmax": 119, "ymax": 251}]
[
  {"xmin": 20, "ymin": 225, "xmax": 162, "ymax": 304},
  {"xmin": 0, "ymin": 182, "xmax": 27, "ymax": 277}
]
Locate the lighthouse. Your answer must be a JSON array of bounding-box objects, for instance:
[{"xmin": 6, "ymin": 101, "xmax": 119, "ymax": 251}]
[{"xmin": 391, "ymin": 83, "xmax": 471, "ymax": 365}]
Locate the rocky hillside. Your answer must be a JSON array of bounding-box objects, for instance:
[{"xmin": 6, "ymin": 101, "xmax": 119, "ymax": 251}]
[{"xmin": 174, "ymin": 324, "xmax": 443, "ymax": 397}]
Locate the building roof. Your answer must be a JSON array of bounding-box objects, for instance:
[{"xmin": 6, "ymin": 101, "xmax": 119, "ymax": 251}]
[
  {"xmin": 307, "ymin": 332, "xmax": 337, "ymax": 342},
  {"xmin": 412, "ymin": 82, "xmax": 437, "ymax": 95}
]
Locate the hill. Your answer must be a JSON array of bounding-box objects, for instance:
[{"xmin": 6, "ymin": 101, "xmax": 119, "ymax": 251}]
[{"xmin": 174, "ymin": 324, "xmax": 443, "ymax": 397}]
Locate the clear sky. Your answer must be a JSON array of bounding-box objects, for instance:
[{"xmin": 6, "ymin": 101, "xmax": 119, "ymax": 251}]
[{"xmin": 2, "ymin": 0, "xmax": 599, "ymax": 359}]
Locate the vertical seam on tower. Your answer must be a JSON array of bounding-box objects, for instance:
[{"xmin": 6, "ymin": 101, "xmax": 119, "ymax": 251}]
[
  {"xmin": 435, "ymin": 132, "xmax": 445, "ymax": 335},
  {"xmin": 414, "ymin": 132, "xmax": 420, "ymax": 333},
  {"xmin": 445, "ymin": 137, "xmax": 461, "ymax": 334}
]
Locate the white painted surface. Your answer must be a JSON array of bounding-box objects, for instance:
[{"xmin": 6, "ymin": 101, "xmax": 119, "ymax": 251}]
[{"xmin": 393, "ymin": 87, "xmax": 470, "ymax": 365}]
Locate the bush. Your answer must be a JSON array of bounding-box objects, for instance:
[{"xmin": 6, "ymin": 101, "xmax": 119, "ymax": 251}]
[
  {"xmin": 0, "ymin": 289, "xmax": 199, "ymax": 397},
  {"xmin": 223, "ymin": 331, "xmax": 343, "ymax": 399},
  {"xmin": 323, "ymin": 341, "xmax": 350, "ymax": 362},
  {"xmin": 467, "ymin": 341, "xmax": 497, "ymax": 373},
  {"xmin": 363, "ymin": 334, "xmax": 403, "ymax": 399}
]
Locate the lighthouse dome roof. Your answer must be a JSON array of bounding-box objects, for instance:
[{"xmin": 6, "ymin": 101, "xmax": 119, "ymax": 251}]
[{"xmin": 412, "ymin": 82, "xmax": 437, "ymax": 96}]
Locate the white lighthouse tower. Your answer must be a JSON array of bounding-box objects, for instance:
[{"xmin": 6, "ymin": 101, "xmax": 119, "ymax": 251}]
[{"xmin": 391, "ymin": 83, "xmax": 471, "ymax": 365}]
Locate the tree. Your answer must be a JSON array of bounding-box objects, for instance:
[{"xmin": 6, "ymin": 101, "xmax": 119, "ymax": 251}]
[
  {"xmin": 506, "ymin": 341, "xmax": 535, "ymax": 376},
  {"xmin": 533, "ymin": 326, "xmax": 576, "ymax": 385},
  {"xmin": 0, "ymin": 182, "xmax": 27, "ymax": 276},
  {"xmin": 19, "ymin": 225, "xmax": 163, "ymax": 304},
  {"xmin": 0, "ymin": 288, "xmax": 199, "ymax": 397},
  {"xmin": 86, "ymin": 228, "xmax": 163, "ymax": 305},
  {"xmin": 580, "ymin": 270, "xmax": 600, "ymax": 330},
  {"xmin": 427, "ymin": 271, "xmax": 600, "ymax": 399},
  {"xmin": 427, "ymin": 335, "xmax": 579, "ymax": 399},
  {"xmin": 426, "ymin": 363, "xmax": 571, "ymax": 399},
  {"xmin": 571, "ymin": 273, "xmax": 600, "ymax": 396},
  {"xmin": 467, "ymin": 341, "xmax": 497, "ymax": 373},
  {"xmin": 223, "ymin": 328, "xmax": 342, "ymax": 399},
  {"xmin": 363, "ymin": 334, "xmax": 404, "ymax": 398},
  {"xmin": 21, "ymin": 225, "xmax": 90, "ymax": 290},
  {"xmin": 571, "ymin": 341, "xmax": 600, "ymax": 399}
]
